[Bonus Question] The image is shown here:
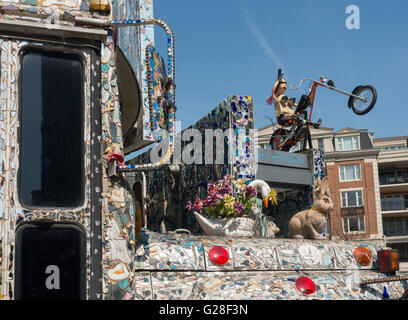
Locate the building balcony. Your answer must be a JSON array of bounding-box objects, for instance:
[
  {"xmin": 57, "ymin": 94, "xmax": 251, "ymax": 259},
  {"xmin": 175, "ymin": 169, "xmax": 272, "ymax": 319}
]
[
  {"xmin": 381, "ymin": 209, "xmax": 408, "ymax": 217},
  {"xmin": 379, "ymin": 168, "xmax": 408, "ymax": 192},
  {"xmin": 384, "ymin": 234, "xmax": 408, "ymax": 244},
  {"xmin": 379, "ymin": 182, "xmax": 408, "ymax": 194},
  {"xmin": 380, "ymin": 176, "xmax": 408, "ymax": 185},
  {"xmin": 381, "ymin": 196, "xmax": 408, "ymax": 214}
]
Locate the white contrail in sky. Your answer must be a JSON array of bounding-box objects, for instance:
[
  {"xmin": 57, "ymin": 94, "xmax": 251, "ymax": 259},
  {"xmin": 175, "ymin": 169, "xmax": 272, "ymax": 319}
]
[{"xmin": 240, "ymin": 1, "xmax": 285, "ymax": 71}]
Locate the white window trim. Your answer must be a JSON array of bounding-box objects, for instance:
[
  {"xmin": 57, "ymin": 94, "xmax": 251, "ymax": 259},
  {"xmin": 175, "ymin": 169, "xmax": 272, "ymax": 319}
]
[
  {"xmin": 339, "ymin": 164, "xmax": 362, "ymax": 182},
  {"xmin": 335, "ymin": 135, "xmax": 360, "ymax": 152},
  {"xmin": 342, "ymin": 216, "xmax": 366, "ymax": 235},
  {"xmin": 340, "ymin": 188, "xmax": 364, "ymax": 208}
]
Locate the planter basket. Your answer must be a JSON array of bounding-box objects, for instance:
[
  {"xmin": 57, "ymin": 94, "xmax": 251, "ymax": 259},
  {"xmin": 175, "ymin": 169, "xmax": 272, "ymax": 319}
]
[{"xmin": 193, "ymin": 209, "xmax": 279, "ymax": 238}]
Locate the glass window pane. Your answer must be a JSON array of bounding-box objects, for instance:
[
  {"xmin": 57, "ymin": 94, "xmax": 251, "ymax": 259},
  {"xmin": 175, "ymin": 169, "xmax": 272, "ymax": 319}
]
[
  {"xmin": 396, "ymin": 220, "xmax": 404, "ymax": 235},
  {"xmin": 359, "ymin": 217, "xmax": 365, "ymax": 232},
  {"xmin": 405, "ymin": 220, "xmax": 408, "ymax": 235},
  {"xmin": 352, "ymin": 136, "xmax": 358, "ymax": 150},
  {"xmin": 341, "ymin": 192, "xmax": 347, "ymax": 207},
  {"xmin": 347, "ymin": 191, "xmax": 357, "ymax": 206},
  {"xmin": 383, "ymin": 220, "xmax": 387, "ymax": 235},
  {"xmin": 388, "ymin": 220, "xmax": 396, "ymax": 235},
  {"xmin": 318, "ymin": 138, "xmax": 324, "ymax": 149},
  {"xmin": 343, "ymin": 218, "xmax": 348, "ymax": 233},
  {"xmin": 343, "ymin": 137, "xmax": 352, "ymax": 150},
  {"xmin": 19, "ymin": 49, "xmax": 84, "ymax": 208},
  {"xmin": 340, "ymin": 167, "xmax": 345, "ymax": 181},
  {"xmin": 337, "ymin": 138, "xmax": 343, "ymax": 151},
  {"xmin": 396, "ymin": 170, "xmax": 404, "ymax": 180},
  {"xmin": 345, "ymin": 165, "xmax": 355, "ymax": 180},
  {"xmin": 385, "ymin": 196, "xmax": 393, "ymax": 211},
  {"xmin": 403, "ymin": 245, "xmax": 408, "ymax": 259},
  {"xmin": 349, "ymin": 218, "xmax": 359, "ymax": 232},
  {"xmin": 357, "ymin": 190, "xmax": 363, "ymax": 206},
  {"xmin": 379, "ymin": 172, "xmax": 386, "ymax": 185},
  {"xmin": 355, "ymin": 165, "xmax": 361, "ymax": 179},
  {"xmin": 381, "ymin": 197, "xmax": 385, "ymax": 211},
  {"xmin": 15, "ymin": 222, "xmax": 86, "ymax": 300},
  {"xmin": 394, "ymin": 195, "xmax": 402, "ymax": 210}
]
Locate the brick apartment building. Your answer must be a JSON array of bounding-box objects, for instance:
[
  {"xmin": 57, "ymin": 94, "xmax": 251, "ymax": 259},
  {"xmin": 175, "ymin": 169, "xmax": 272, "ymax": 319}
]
[
  {"xmin": 257, "ymin": 123, "xmax": 407, "ymax": 269},
  {"xmin": 372, "ymin": 136, "xmax": 408, "ymax": 267},
  {"xmin": 309, "ymin": 127, "xmax": 383, "ymax": 241},
  {"xmin": 257, "ymin": 124, "xmax": 383, "ymax": 241}
]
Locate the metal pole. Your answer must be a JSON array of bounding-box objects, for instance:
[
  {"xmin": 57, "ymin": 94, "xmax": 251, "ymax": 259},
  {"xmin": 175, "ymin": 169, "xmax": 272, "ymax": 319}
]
[
  {"xmin": 319, "ymin": 82, "xmax": 367, "ymax": 102},
  {"xmin": 360, "ymin": 275, "xmax": 408, "ymax": 285},
  {"xmin": 291, "ymin": 78, "xmax": 367, "ymax": 102}
]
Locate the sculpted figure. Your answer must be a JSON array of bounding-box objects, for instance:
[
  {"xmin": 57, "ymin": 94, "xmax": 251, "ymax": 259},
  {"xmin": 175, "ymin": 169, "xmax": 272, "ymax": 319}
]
[
  {"xmin": 288, "ymin": 177, "xmax": 334, "ymax": 239},
  {"xmin": 266, "ymin": 70, "xmax": 297, "ymax": 125}
]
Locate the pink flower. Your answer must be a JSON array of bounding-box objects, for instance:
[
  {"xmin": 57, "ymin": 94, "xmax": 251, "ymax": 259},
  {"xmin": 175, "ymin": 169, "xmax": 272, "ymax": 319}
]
[
  {"xmin": 244, "ymin": 185, "xmax": 257, "ymax": 197},
  {"xmin": 234, "ymin": 202, "xmax": 246, "ymax": 214},
  {"xmin": 193, "ymin": 197, "xmax": 203, "ymax": 211}
]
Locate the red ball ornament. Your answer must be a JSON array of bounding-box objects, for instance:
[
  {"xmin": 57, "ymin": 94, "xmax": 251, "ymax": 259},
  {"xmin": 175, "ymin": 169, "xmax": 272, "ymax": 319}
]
[
  {"xmin": 295, "ymin": 277, "xmax": 316, "ymax": 295},
  {"xmin": 209, "ymin": 246, "xmax": 229, "ymax": 265},
  {"xmin": 354, "ymin": 246, "xmax": 372, "ymax": 266}
]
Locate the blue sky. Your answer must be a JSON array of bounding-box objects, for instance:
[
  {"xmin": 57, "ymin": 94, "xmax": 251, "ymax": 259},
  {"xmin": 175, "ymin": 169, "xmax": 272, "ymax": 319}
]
[{"xmin": 153, "ymin": 0, "xmax": 408, "ymax": 139}]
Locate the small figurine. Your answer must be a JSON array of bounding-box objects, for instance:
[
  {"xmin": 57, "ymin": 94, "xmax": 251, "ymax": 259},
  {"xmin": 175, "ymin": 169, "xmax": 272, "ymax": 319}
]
[
  {"xmin": 288, "ymin": 177, "xmax": 334, "ymax": 239},
  {"xmin": 266, "ymin": 69, "xmax": 297, "ymax": 125},
  {"xmin": 266, "ymin": 69, "xmax": 317, "ymax": 151}
]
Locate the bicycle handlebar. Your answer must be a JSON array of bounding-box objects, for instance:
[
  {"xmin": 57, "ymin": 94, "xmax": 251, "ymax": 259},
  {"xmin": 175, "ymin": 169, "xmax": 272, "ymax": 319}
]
[
  {"xmin": 290, "ymin": 78, "xmax": 366, "ymax": 102},
  {"xmin": 290, "ymin": 78, "xmax": 317, "ymax": 91}
]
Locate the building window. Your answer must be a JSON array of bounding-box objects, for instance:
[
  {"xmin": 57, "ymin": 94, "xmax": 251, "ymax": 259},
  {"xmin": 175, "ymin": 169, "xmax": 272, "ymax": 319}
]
[
  {"xmin": 381, "ymin": 144, "xmax": 406, "ymax": 151},
  {"xmin": 383, "ymin": 219, "xmax": 408, "ymax": 236},
  {"xmin": 317, "ymin": 138, "xmax": 324, "ymax": 150},
  {"xmin": 259, "ymin": 144, "xmax": 271, "ymax": 149},
  {"xmin": 341, "ymin": 190, "xmax": 363, "ymax": 207},
  {"xmin": 339, "ymin": 164, "xmax": 361, "ymax": 182},
  {"xmin": 389, "ymin": 244, "xmax": 408, "ymax": 262},
  {"xmin": 380, "ymin": 194, "xmax": 408, "ymax": 211},
  {"xmin": 337, "ymin": 136, "xmax": 359, "ymax": 151},
  {"xmin": 379, "ymin": 169, "xmax": 408, "ymax": 185},
  {"xmin": 14, "ymin": 222, "xmax": 86, "ymax": 300},
  {"xmin": 343, "ymin": 216, "xmax": 365, "ymax": 234},
  {"xmin": 18, "ymin": 48, "xmax": 85, "ymax": 208}
]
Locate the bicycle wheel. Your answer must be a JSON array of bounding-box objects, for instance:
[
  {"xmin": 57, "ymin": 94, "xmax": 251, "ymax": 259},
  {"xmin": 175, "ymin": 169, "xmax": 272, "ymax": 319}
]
[
  {"xmin": 270, "ymin": 129, "xmax": 292, "ymax": 152},
  {"xmin": 348, "ymin": 85, "xmax": 377, "ymax": 115}
]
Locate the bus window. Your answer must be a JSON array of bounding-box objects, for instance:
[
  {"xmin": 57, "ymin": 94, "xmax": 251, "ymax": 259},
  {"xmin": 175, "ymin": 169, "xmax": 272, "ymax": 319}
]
[
  {"xmin": 18, "ymin": 49, "xmax": 85, "ymax": 208},
  {"xmin": 14, "ymin": 222, "xmax": 86, "ymax": 300}
]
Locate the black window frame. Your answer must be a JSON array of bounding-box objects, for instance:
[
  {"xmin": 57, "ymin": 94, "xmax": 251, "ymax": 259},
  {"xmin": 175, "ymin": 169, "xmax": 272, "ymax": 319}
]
[
  {"xmin": 14, "ymin": 220, "xmax": 87, "ymax": 300},
  {"xmin": 17, "ymin": 46, "xmax": 86, "ymax": 210}
]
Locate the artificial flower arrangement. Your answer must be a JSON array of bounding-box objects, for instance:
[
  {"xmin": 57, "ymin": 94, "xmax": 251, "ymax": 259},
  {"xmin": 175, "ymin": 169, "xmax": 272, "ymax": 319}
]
[{"xmin": 185, "ymin": 174, "xmax": 278, "ymax": 219}]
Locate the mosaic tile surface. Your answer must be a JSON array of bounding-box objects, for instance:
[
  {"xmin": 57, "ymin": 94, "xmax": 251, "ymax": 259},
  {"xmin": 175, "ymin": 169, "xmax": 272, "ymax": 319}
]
[
  {"xmin": 0, "ymin": 39, "xmax": 95, "ymax": 299},
  {"xmin": 127, "ymin": 96, "xmax": 255, "ymax": 233},
  {"xmin": 200, "ymin": 237, "xmax": 234, "ymax": 271},
  {"xmin": 100, "ymin": 33, "xmax": 136, "ymax": 299},
  {"xmin": 133, "ymin": 230, "xmax": 385, "ymax": 272},
  {"xmin": 133, "ymin": 229, "xmax": 205, "ymax": 270},
  {"xmin": 232, "ymin": 239, "xmax": 279, "ymax": 270},
  {"xmin": 147, "ymin": 270, "xmax": 408, "ymax": 300}
]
